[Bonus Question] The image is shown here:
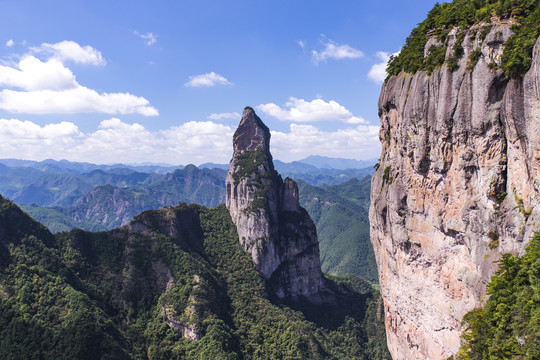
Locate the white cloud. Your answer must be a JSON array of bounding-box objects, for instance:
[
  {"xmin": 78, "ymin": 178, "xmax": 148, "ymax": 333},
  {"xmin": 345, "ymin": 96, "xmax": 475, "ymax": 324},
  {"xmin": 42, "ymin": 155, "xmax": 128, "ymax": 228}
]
[
  {"xmin": 271, "ymin": 124, "xmax": 380, "ymax": 162},
  {"xmin": 135, "ymin": 31, "xmax": 157, "ymax": 46},
  {"xmin": 0, "ymin": 55, "xmax": 77, "ymax": 91},
  {"xmin": 31, "ymin": 40, "xmax": 105, "ymax": 66},
  {"xmin": 161, "ymin": 121, "xmax": 234, "ymax": 161},
  {"xmin": 297, "ymin": 40, "xmax": 306, "ymax": 50},
  {"xmin": 0, "ymin": 119, "xmax": 83, "ymax": 159},
  {"xmin": 5, "ymin": 39, "xmax": 14, "ymax": 47},
  {"xmin": 0, "ymin": 87, "xmax": 158, "ymax": 115},
  {"xmin": 311, "ymin": 37, "xmax": 363, "ymax": 65},
  {"xmin": 0, "ymin": 42, "xmax": 158, "ymax": 116},
  {"xmin": 185, "ymin": 72, "xmax": 232, "ymax": 87},
  {"xmin": 207, "ymin": 112, "xmax": 241, "ymax": 121},
  {"xmin": 0, "ymin": 117, "xmax": 380, "ymax": 164},
  {"xmin": 257, "ymin": 97, "xmax": 367, "ymax": 124},
  {"xmin": 368, "ymin": 51, "xmax": 399, "ymax": 83},
  {"xmin": 0, "ymin": 118, "xmax": 82, "ymax": 140},
  {"xmin": 0, "ymin": 118, "xmax": 234, "ymax": 164}
]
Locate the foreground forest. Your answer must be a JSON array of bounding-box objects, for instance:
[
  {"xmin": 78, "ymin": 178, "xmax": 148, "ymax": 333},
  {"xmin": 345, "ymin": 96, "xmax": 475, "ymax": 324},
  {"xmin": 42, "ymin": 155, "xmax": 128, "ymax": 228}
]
[{"xmin": 0, "ymin": 195, "xmax": 389, "ymax": 359}]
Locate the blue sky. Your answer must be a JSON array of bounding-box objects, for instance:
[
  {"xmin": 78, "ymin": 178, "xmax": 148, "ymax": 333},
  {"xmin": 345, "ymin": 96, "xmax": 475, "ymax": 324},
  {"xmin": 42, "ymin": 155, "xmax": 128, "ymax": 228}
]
[{"xmin": 0, "ymin": 0, "xmax": 439, "ymax": 165}]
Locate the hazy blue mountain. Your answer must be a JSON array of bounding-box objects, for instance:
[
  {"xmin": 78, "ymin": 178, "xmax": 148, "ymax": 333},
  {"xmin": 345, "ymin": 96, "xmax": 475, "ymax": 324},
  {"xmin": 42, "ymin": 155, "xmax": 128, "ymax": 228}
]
[
  {"xmin": 198, "ymin": 162, "xmax": 229, "ymax": 170},
  {"xmin": 15, "ymin": 165, "xmax": 227, "ymax": 230},
  {"xmin": 0, "ymin": 158, "xmax": 182, "ymax": 175},
  {"xmin": 200, "ymin": 159, "xmax": 375, "ymax": 185},
  {"xmin": 0, "ymin": 167, "xmax": 49, "ymax": 199},
  {"xmin": 299, "ymin": 155, "xmax": 378, "ymax": 170},
  {"xmin": 3, "ymin": 169, "xmax": 163, "ymax": 207}
]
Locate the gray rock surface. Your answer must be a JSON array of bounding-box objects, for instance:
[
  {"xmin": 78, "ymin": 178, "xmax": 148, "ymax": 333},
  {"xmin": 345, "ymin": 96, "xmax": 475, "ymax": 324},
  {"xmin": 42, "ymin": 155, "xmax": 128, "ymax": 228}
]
[
  {"xmin": 226, "ymin": 107, "xmax": 327, "ymax": 301},
  {"xmin": 370, "ymin": 24, "xmax": 540, "ymax": 359}
]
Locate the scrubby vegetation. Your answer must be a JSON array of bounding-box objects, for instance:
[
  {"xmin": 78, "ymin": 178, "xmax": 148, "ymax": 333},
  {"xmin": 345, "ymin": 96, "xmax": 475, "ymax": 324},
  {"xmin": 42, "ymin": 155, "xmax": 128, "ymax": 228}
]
[
  {"xmin": 231, "ymin": 150, "xmax": 274, "ymax": 184},
  {"xmin": 457, "ymin": 232, "xmax": 540, "ymax": 359},
  {"xmin": 386, "ymin": 0, "xmax": 540, "ymax": 78}
]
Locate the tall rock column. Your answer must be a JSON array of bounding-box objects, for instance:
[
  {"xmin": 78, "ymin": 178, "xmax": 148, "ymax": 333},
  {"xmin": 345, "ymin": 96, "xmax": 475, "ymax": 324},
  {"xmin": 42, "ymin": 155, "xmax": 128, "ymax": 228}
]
[
  {"xmin": 370, "ymin": 27, "xmax": 540, "ymax": 359},
  {"xmin": 226, "ymin": 107, "xmax": 326, "ymax": 301}
]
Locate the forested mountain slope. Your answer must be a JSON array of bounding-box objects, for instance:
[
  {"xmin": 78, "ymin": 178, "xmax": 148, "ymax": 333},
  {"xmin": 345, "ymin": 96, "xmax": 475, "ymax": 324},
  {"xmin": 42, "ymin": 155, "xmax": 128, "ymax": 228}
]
[{"xmin": 0, "ymin": 195, "xmax": 389, "ymax": 359}]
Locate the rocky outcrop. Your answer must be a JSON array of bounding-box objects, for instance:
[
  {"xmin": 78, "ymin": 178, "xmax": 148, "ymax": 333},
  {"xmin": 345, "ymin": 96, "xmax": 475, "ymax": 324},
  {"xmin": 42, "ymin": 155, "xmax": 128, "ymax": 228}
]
[
  {"xmin": 226, "ymin": 107, "xmax": 327, "ymax": 301},
  {"xmin": 370, "ymin": 25, "xmax": 540, "ymax": 359}
]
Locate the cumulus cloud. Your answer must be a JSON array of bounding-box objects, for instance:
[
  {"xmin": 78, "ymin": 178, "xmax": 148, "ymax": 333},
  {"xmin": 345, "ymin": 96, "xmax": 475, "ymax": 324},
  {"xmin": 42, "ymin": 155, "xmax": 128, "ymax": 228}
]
[
  {"xmin": 311, "ymin": 37, "xmax": 363, "ymax": 65},
  {"xmin": 185, "ymin": 72, "xmax": 232, "ymax": 87},
  {"xmin": 0, "ymin": 118, "xmax": 235, "ymax": 164},
  {"xmin": 0, "ymin": 118, "xmax": 82, "ymax": 140},
  {"xmin": 0, "ymin": 117, "xmax": 380, "ymax": 164},
  {"xmin": 271, "ymin": 124, "xmax": 380, "ymax": 162},
  {"xmin": 135, "ymin": 31, "xmax": 157, "ymax": 46},
  {"xmin": 0, "ymin": 41, "xmax": 158, "ymax": 116},
  {"xmin": 207, "ymin": 112, "xmax": 241, "ymax": 121},
  {"xmin": 0, "ymin": 87, "xmax": 159, "ymax": 115},
  {"xmin": 5, "ymin": 39, "xmax": 14, "ymax": 47},
  {"xmin": 368, "ymin": 51, "xmax": 399, "ymax": 83},
  {"xmin": 31, "ymin": 40, "xmax": 105, "ymax": 65},
  {"xmin": 257, "ymin": 97, "xmax": 367, "ymax": 124},
  {"xmin": 0, "ymin": 118, "xmax": 83, "ymax": 160},
  {"xmin": 0, "ymin": 55, "xmax": 77, "ymax": 91}
]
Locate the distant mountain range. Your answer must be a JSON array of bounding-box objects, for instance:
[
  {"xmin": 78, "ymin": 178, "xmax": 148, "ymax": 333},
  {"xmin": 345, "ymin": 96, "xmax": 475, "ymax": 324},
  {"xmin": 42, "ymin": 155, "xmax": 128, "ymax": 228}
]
[
  {"xmin": 1, "ymin": 155, "xmax": 377, "ymax": 174},
  {"xmin": 298, "ymin": 155, "xmax": 378, "ymax": 170},
  {"xmin": 0, "ymin": 158, "xmax": 181, "ymax": 174},
  {"xmin": 201, "ymin": 155, "xmax": 378, "ymax": 172},
  {"xmin": 0, "ymin": 158, "xmax": 375, "ymax": 280}
]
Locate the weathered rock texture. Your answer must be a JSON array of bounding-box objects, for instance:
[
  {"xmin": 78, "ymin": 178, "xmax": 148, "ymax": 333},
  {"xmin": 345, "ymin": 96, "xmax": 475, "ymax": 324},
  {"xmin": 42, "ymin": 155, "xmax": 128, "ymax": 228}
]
[
  {"xmin": 370, "ymin": 24, "xmax": 540, "ymax": 359},
  {"xmin": 226, "ymin": 107, "xmax": 326, "ymax": 301}
]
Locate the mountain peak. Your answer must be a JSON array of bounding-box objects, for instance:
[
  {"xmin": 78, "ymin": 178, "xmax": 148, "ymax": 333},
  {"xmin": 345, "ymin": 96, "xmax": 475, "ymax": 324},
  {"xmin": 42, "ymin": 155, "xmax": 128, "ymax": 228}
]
[
  {"xmin": 226, "ymin": 108, "xmax": 329, "ymax": 302},
  {"xmin": 233, "ymin": 107, "xmax": 270, "ymax": 155}
]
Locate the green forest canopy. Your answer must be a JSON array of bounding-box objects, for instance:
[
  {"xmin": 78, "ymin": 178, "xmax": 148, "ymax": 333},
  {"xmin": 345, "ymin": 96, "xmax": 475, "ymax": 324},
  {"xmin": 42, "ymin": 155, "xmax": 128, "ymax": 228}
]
[{"xmin": 386, "ymin": 0, "xmax": 540, "ymax": 78}]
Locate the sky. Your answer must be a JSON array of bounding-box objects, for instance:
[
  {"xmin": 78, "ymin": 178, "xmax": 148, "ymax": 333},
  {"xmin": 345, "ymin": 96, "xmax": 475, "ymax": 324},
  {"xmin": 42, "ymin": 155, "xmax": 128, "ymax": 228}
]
[{"xmin": 0, "ymin": 0, "xmax": 440, "ymax": 165}]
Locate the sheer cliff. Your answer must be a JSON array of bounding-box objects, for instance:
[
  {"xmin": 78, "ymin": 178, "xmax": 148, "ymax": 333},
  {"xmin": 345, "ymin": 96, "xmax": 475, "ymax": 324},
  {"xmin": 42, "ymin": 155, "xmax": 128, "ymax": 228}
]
[
  {"xmin": 226, "ymin": 107, "xmax": 327, "ymax": 301},
  {"xmin": 370, "ymin": 9, "xmax": 540, "ymax": 360}
]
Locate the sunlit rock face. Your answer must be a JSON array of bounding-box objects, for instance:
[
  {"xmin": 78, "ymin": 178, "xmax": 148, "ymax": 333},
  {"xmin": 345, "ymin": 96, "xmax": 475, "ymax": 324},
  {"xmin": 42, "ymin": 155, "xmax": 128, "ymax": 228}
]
[
  {"xmin": 370, "ymin": 28, "xmax": 540, "ymax": 359},
  {"xmin": 226, "ymin": 107, "xmax": 327, "ymax": 301}
]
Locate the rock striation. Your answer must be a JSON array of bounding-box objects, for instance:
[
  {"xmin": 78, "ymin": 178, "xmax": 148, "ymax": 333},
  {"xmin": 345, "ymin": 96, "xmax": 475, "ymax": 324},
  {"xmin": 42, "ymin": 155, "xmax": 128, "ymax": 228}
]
[
  {"xmin": 370, "ymin": 25, "xmax": 540, "ymax": 359},
  {"xmin": 226, "ymin": 107, "xmax": 326, "ymax": 301}
]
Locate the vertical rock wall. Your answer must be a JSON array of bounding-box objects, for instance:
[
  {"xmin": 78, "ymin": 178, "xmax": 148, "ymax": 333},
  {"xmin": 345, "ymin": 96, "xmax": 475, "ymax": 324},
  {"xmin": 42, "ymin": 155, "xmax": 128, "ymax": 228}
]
[
  {"xmin": 370, "ymin": 26, "xmax": 540, "ymax": 359},
  {"xmin": 226, "ymin": 107, "xmax": 326, "ymax": 301}
]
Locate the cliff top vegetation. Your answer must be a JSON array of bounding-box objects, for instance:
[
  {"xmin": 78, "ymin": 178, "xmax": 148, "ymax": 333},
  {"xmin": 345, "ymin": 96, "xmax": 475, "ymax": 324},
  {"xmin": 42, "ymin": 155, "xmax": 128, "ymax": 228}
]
[{"xmin": 386, "ymin": 0, "xmax": 540, "ymax": 78}]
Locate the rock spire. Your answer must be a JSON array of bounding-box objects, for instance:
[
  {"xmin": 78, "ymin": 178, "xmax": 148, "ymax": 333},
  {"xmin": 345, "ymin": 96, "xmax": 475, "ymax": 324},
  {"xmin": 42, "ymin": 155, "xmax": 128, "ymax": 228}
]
[{"xmin": 226, "ymin": 107, "xmax": 326, "ymax": 301}]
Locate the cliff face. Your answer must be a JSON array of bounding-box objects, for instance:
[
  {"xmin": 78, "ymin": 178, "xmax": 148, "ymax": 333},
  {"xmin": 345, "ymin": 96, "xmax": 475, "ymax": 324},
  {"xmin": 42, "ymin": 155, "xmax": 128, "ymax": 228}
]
[
  {"xmin": 370, "ymin": 24, "xmax": 540, "ymax": 359},
  {"xmin": 226, "ymin": 107, "xmax": 326, "ymax": 301}
]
